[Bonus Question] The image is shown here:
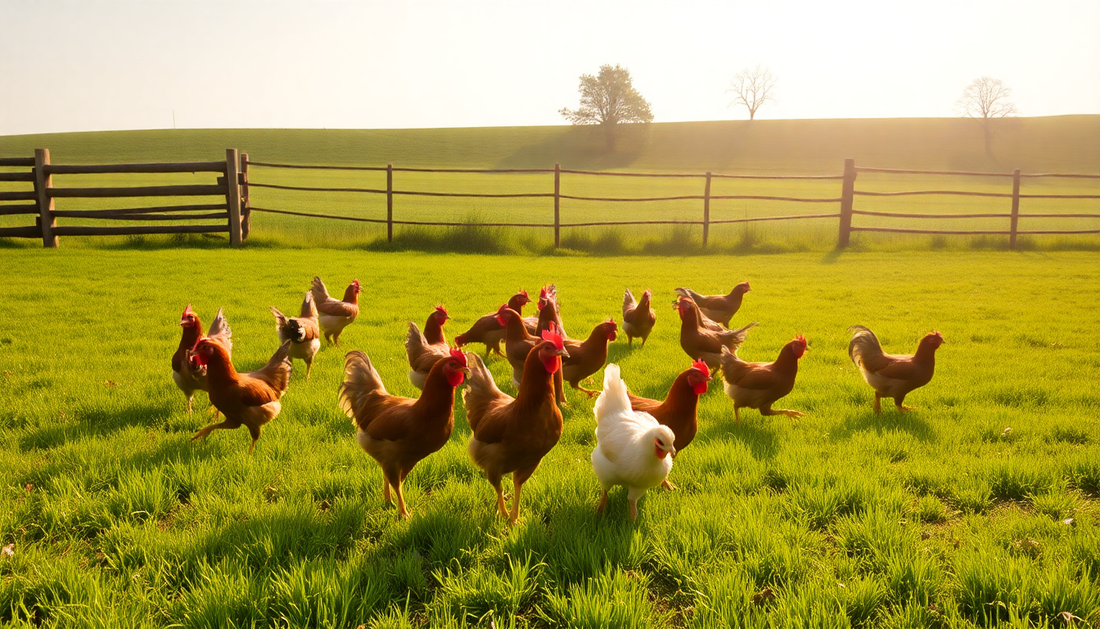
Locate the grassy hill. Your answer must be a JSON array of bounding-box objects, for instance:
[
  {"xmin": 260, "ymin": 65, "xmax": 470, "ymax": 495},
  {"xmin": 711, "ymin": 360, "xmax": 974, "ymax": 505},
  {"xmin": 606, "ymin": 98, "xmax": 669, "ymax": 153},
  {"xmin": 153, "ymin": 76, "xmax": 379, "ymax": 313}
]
[{"xmin": 2, "ymin": 116, "xmax": 1098, "ymax": 174}]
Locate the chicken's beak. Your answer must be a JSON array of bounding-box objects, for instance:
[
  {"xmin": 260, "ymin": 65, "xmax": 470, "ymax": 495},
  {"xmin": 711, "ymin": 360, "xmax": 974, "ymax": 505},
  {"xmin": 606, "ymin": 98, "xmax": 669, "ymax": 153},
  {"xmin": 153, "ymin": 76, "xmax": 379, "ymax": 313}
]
[
  {"xmin": 556, "ymin": 348, "xmax": 570, "ymax": 358},
  {"xmin": 669, "ymin": 446, "xmax": 677, "ymax": 458}
]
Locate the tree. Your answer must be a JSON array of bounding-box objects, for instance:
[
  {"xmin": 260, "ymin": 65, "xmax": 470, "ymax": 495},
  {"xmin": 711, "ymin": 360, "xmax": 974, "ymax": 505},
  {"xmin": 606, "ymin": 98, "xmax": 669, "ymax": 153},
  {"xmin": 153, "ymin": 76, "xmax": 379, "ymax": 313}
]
[
  {"xmin": 956, "ymin": 76, "xmax": 1018, "ymax": 156},
  {"xmin": 728, "ymin": 65, "xmax": 776, "ymax": 121},
  {"xmin": 560, "ymin": 64, "xmax": 653, "ymax": 152}
]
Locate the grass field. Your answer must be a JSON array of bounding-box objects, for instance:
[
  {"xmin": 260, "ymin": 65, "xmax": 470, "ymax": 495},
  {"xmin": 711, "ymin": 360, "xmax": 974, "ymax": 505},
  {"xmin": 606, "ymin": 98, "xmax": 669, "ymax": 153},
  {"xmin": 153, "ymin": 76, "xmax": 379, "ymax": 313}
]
[
  {"xmin": 1, "ymin": 248, "xmax": 1098, "ymax": 627},
  {"xmin": 2, "ymin": 117, "xmax": 1098, "ymax": 253}
]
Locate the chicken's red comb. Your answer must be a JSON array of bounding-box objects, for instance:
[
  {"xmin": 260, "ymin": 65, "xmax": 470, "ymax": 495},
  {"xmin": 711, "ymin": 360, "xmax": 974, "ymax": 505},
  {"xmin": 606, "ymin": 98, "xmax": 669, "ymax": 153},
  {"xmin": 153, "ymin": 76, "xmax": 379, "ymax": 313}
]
[
  {"xmin": 691, "ymin": 359, "xmax": 709, "ymax": 375},
  {"xmin": 182, "ymin": 304, "xmax": 194, "ymax": 316},
  {"xmin": 519, "ymin": 289, "xmax": 529, "ymax": 298},
  {"xmin": 496, "ymin": 303, "xmax": 510, "ymax": 314},
  {"xmin": 352, "ymin": 279, "xmax": 361, "ymax": 289},
  {"xmin": 541, "ymin": 322, "xmax": 565, "ymax": 350},
  {"xmin": 449, "ymin": 347, "xmax": 467, "ymax": 367},
  {"xmin": 539, "ymin": 286, "xmax": 549, "ymax": 299},
  {"xmin": 435, "ymin": 305, "xmax": 448, "ymax": 317},
  {"xmin": 606, "ymin": 318, "xmax": 617, "ymax": 327},
  {"xmin": 795, "ymin": 335, "xmax": 807, "ymax": 345}
]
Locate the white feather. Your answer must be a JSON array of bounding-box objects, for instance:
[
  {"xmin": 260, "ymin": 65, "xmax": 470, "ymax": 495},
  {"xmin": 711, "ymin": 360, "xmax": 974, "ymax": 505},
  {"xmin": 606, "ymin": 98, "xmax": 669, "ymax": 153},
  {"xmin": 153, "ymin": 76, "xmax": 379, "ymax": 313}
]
[{"xmin": 590, "ymin": 364, "xmax": 675, "ymax": 498}]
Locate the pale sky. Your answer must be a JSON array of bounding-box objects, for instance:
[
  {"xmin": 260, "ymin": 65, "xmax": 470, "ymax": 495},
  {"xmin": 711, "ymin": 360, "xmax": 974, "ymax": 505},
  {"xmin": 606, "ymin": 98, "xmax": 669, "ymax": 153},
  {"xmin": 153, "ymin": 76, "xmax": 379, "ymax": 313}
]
[{"xmin": 1, "ymin": 0, "xmax": 1098, "ymax": 136}]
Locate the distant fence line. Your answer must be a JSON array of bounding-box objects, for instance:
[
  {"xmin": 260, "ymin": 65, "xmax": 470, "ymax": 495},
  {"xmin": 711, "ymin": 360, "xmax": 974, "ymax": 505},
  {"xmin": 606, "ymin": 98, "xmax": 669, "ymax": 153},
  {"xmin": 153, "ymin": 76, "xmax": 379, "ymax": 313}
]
[{"xmin": 1, "ymin": 150, "xmax": 1098, "ymax": 248}]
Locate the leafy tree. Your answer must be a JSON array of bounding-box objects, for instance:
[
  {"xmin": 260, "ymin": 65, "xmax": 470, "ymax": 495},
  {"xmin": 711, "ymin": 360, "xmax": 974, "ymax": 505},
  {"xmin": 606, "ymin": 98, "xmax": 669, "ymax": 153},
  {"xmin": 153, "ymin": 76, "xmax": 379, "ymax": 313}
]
[
  {"xmin": 560, "ymin": 64, "xmax": 653, "ymax": 152},
  {"xmin": 728, "ymin": 65, "xmax": 777, "ymax": 121},
  {"xmin": 956, "ymin": 77, "xmax": 1018, "ymax": 157}
]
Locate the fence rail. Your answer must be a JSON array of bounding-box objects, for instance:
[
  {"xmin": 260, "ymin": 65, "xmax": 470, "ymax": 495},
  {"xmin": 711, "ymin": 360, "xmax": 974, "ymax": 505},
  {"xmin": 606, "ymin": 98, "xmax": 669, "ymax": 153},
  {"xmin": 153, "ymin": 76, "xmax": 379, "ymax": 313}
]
[{"xmin": 3, "ymin": 151, "xmax": 1099, "ymax": 248}]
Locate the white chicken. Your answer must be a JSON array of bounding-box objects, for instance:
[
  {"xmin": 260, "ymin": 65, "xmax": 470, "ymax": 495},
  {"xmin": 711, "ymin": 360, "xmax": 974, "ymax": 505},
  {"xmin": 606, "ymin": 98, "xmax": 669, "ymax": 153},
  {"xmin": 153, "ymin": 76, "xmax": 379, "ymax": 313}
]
[{"xmin": 591, "ymin": 364, "xmax": 676, "ymax": 520}]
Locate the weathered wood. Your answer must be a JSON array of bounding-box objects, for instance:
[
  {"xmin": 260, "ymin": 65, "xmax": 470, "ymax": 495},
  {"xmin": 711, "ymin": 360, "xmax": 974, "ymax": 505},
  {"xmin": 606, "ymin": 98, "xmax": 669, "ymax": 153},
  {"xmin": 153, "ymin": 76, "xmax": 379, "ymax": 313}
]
[
  {"xmin": 240, "ymin": 152, "xmax": 251, "ymax": 239},
  {"xmin": 51, "ymin": 211, "xmax": 228, "ymax": 221},
  {"xmin": 0, "ymin": 157, "xmax": 35, "ymax": 167},
  {"xmin": 852, "ymin": 227, "xmax": 1012, "ymax": 235},
  {"xmin": 49, "ymin": 184, "xmax": 226, "ymax": 198},
  {"xmin": 0, "ymin": 226, "xmax": 39, "ymax": 238},
  {"xmin": 851, "ymin": 210, "xmax": 1009, "ymax": 219},
  {"xmin": 838, "ymin": 158, "xmax": 856, "ymax": 248},
  {"xmin": 702, "ymin": 172, "xmax": 711, "ymax": 248},
  {"xmin": 554, "ymin": 163, "xmax": 561, "ymax": 248},
  {"xmin": 0, "ymin": 191, "xmax": 37, "ymax": 201},
  {"xmin": 856, "ymin": 166, "xmax": 1014, "ymax": 177},
  {"xmin": 708, "ymin": 213, "xmax": 840, "ymax": 225},
  {"xmin": 855, "ymin": 190, "xmax": 1013, "ymax": 198},
  {"xmin": 387, "ymin": 164, "xmax": 394, "ymax": 243},
  {"xmin": 0, "ymin": 204, "xmax": 40, "ymax": 216},
  {"xmin": 42, "ymin": 203, "xmax": 227, "ymax": 216},
  {"xmin": 0, "ymin": 172, "xmax": 35, "ymax": 182},
  {"xmin": 1009, "ymin": 169, "xmax": 1021, "ymax": 250},
  {"xmin": 44, "ymin": 161, "xmax": 226, "ymax": 175},
  {"xmin": 34, "ymin": 149, "xmax": 58, "ymax": 248},
  {"xmin": 226, "ymin": 149, "xmax": 242, "ymax": 247},
  {"xmin": 52, "ymin": 225, "xmax": 230, "ymax": 236},
  {"xmin": 250, "ymin": 206, "xmax": 549, "ymax": 228}
]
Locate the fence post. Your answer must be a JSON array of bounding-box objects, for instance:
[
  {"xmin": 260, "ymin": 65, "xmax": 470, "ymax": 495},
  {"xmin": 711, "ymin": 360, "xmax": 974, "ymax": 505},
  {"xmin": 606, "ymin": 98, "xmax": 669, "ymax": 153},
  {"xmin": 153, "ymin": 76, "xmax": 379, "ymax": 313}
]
[
  {"xmin": 554, "ymin": 163, "xmax": 561, "ymax": 249},
  {"xmin": 225, "ymin": 148, "xmax": 242, "ymax": 247},
  {"xmin": 33, "ymin": 149, "xmax": 58, "ymax": 248},
  {"xmin": 702, "ymin": 171, "xmax": 712, "ymax": 248},
  {"xmin": 240, "ymin": 152, "xmax": 251, "ymax": 240},
  {"xmin": 837, "ymin": 158, "xmax": 856, "ymax": 248},
  {"xmin": 1009, "ymin": 169, "xmax": 1021, "ymax": 250},
  {"xmin": 387, "ymin": 164, "xmax": 394, "ymax": 243}
]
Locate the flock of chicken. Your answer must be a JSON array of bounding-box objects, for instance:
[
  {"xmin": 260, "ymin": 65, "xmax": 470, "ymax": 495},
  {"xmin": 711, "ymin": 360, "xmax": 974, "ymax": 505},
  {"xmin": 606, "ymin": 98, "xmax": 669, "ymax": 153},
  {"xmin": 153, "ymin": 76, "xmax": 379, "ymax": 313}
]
[{"xmin": 171, "ymin": 278, "xmax": 944, "ymax": 522}]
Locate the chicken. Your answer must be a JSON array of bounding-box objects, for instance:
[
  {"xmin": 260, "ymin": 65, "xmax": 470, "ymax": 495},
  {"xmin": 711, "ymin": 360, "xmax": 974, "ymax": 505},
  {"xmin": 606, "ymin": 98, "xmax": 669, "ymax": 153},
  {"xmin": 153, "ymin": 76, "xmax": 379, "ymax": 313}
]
[
  {"xmin": 406, "ymin": 307, "xmax": 452, "ymax": 390},
  {"xmin": 628, "ymin": 359, "xmax": 710, "ymax": 489},
  {"xmin": 498, "ymin": 305, "xmax": 543, "ymax": 388},
  {"xmin": 172, "ymin": 305, "xmax": 232, "ymax": 413},
  {"xmin": 674, "ymin": 296, "xmax": 756, "ymax": 370},
  {"xmin": 674, "ymin": 282, "xmax": 751, "ymax": 327},
  {"xmin": 848, "ymin": 326, "xmax": 944, "ymax": 413},
  {"xmin": 535, "ymin": 285, "xmax": 568, "ymax": 337},
  {"xmin": 339, "ymin": 347, "xmax": 468, "ymax": 518},
  {"xmin": 622, "ymin": 289, "xmax": 656, "ymax": 346},
  {"xmin": 454, "ymin": 291, "xmax": 537, "ymax": 357},
  {"xmin": 189, "ymin": 339, "xmax": 292, "ymax": 453},
  {"xmin": 719, "ymin": 335, "xmax": 807, "ymax": 423},
  {"xmin": 462, "ymin": 328, "xmax": 568, "ymax": 524},
  {"xmin": 591, "ymin": 364, "xmax": 676, "ymax": 520},
  {"xmin": 310, "ymin": 276, "xmax": 361, "ymax": 345},
  {"xmin": 561, "ymin": 319, "xmax": 619, "ymax": 398},
  {"xmin": 270, "ymin": 292, "xmax": 320, "ymax": 379}
]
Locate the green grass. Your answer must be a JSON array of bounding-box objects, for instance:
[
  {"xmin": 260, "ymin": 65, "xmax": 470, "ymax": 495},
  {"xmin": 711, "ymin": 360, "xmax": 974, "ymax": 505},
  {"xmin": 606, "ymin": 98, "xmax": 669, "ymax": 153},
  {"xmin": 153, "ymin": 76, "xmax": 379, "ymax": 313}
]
[
  {"xmin": 2, "ymin": 117, "xmax": 1098, "ymax": 253},
  {"xmin": 1, "ymin": 248, "xmax": 1098, "ymax": 627}
]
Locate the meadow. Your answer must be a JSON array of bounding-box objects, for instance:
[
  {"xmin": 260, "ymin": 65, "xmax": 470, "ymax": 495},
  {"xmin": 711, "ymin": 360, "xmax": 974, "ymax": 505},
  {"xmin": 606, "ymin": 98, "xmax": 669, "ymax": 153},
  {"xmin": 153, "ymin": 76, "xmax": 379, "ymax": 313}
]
[{"xmin": 1, "ymin": 248, "xmax": 1098, "ymax": 628}]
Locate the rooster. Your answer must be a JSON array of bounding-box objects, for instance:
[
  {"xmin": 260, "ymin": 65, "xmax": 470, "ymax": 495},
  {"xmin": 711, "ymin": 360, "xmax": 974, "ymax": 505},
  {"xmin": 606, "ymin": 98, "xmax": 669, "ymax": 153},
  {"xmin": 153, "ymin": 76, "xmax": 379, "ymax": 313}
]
[
  {"xmin": 463, "ymin": 327, "xmax": 568, "ymax": 524},
  {"xmin": 270, "ymin": 292, "xmax": 320, "ymax": 379},
  {"xmin": 406, "ymin": 306, "xmax": 451, "ymax": 390},
  {"xmin": 172, "ymin": 305, "xmax": 232, "ymax": 413},
  {"xmin": 310, "ymin": 276, "xmax": 361, "ymax": 345},
  {"xmin": 622, "ymin": 289, "xmax": 656, "ymax": 346},
  {"xmin": 628, "ymin": 359, "xmax": 710, "ymax": 489},
  {"xmin": 675, "ymin": 297, "xmax": 756, "ymax": 370},
  {"xmin": 719, "ymin": 335, "xmax": 807, "ymax": 423},
  {"xmin": 189, "ymin": 339, "xmax": 292, "ymax": 453},
  {"xmin": 674, "ymin": 282, "xmax": 751, "ymax": 327},
  {"xmin": 591, "ymin": 364, "xmax": 676, "ymax": 520},
  {"xmin": 848, "ymin": 326, "xmax": 944, "ymax": 413},
  {"xmin": 339, "ymin": 347, "xmax": 468, "ymax": 518},
  {"xmin": 454, "ymin": 291, "xmax": 537, "ymax": 357}
]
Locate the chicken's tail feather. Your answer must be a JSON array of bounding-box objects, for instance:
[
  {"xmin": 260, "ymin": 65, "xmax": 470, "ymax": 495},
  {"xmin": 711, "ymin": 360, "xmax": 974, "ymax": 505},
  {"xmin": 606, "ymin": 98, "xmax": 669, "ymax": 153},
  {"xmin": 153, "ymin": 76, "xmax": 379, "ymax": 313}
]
[
  {"xmin": 593, "ymin": 363, "xmax": 630, "ymax": 422},
  {"xmin": 674, "ymin": 287, "xmax": 701, "ymax": 302},
  {"xmin": 252, "ymin": 340, "xmax": 292, "ymax": 394},
  {"xmin": 340, "ymin": 350, "xmax": 387, "ymax": 428},
  {"xmin": 848, "ymin": 325, "xmax": 883, "ymax": 368},
  {"xmin": 310, "ymin": 276, "xmax": 330, "ymax": 303},
  {"xmin": 300, "ymin": 291, "xmax": 317, "ymax": 319}
]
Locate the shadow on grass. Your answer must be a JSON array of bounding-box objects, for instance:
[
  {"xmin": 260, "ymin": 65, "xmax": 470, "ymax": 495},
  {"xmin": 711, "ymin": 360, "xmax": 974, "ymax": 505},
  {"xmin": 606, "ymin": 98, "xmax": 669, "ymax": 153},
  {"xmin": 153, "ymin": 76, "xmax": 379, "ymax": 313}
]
[
  {"xmin": 829, "ymin": 410, "xmax": 938, "ymax": 443},
  {"xmin": 699, "ymin": 409, "xmax": 782, "ymax": 461},
  {"xmin": 18, "ymin": 401, "xmax": 177, "ymax": 450}
]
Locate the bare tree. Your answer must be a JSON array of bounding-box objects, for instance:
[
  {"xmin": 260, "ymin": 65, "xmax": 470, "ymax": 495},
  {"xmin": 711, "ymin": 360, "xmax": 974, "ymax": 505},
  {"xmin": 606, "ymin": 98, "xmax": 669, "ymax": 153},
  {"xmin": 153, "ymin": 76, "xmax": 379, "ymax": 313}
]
[
  {"xmin": 728, "ymin": 65, "xmax": 777, "ymax": 121},
  {"xmin": 956, "ymin": 77, "xmax": 1018, "ymax": 156},
  {"xmin": 560, "ymin": 64, "xmax": 653, "ymax": 152}
]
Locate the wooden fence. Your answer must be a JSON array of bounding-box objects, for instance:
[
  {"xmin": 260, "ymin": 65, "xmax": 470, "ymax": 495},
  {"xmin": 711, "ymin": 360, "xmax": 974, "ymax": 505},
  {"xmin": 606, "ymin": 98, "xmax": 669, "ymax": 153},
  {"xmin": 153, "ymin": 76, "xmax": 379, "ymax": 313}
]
[
  {"xmin": 0, "ymin": 149, "xmax": 244, "ymax": 247},
  {"xmin": 3, "ymin": 151, "xmax": 1099, "ymax": 248}
]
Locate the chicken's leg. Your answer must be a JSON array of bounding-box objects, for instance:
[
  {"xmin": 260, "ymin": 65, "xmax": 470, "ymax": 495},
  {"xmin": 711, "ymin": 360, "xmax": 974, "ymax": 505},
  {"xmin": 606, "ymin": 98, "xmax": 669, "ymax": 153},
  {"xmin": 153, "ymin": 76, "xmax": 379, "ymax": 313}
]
[
  {"xmin": 661, "ymin": 477, "xmax": 678, "ymax": 491},
  {"xmin": 570, "ymin": 380, "xmax": 600, "ymax": 398},
  {"xmin": 734, "ymin": 405, "xmax": 742, "ymax": 423},
  {"xmin": 596, "ymin": 488, "xmax": 609, "ymax": 513},
  {"xmin": 395, "ymin": 481, "xmax": 410, "ymax": 519},
  {"xmin": 874, "ymin": 393, "xmax": 882, "ymax": 414},
  {"xmin": 247, "ymin": 424, "xmax": 262, "ymax": 454},
  {"xmin": 304, "ymin": 357, "xmax": 313, "ymax": 380},
  {"xmin": 509, "ymin": 477, "xmax": 525, "ymax": 525},
  {"xmin": 489, "ymin": 477, "xmax": 508, "ymax": 518},
  {"xmin": 382, "ymin": 476, "xmax": 392, "ymax": 504},
  {"xmin": 190, "ymin": 418, "xmax": 240, "ymax": 442},
  {"xmin": 760, "ymin": 405, "xmax": 803, "ymax": 419}
]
